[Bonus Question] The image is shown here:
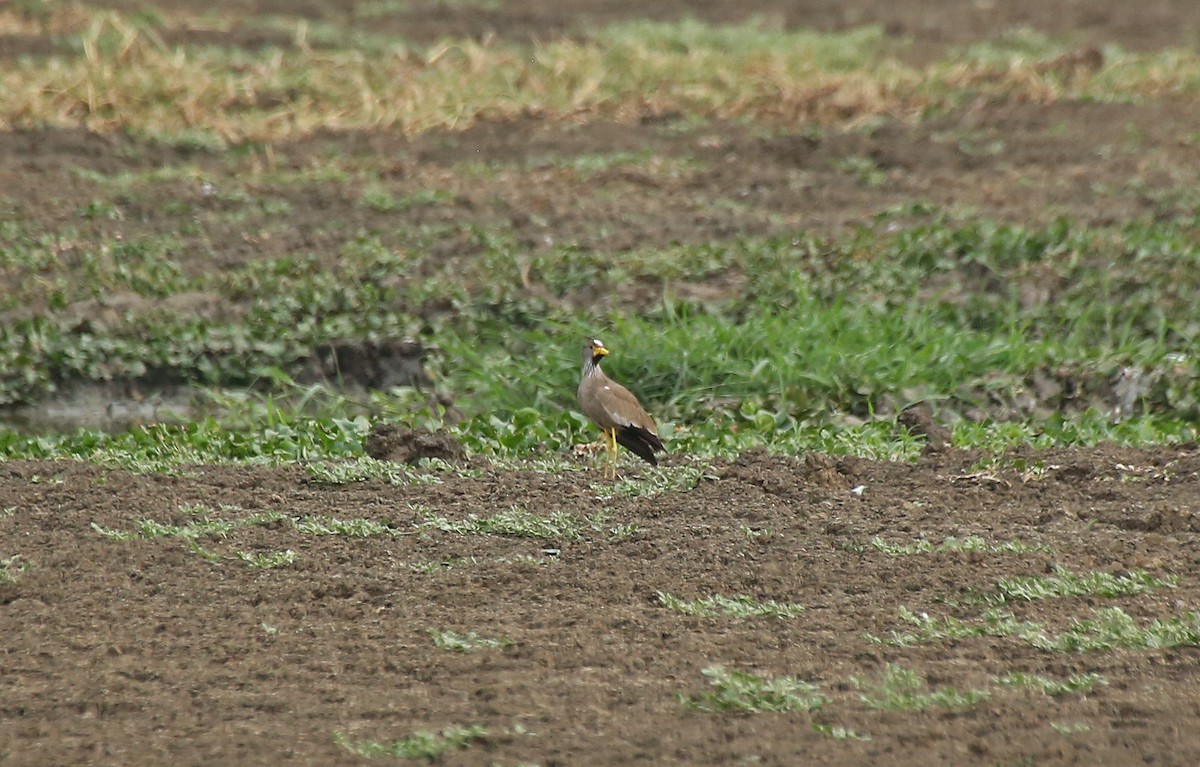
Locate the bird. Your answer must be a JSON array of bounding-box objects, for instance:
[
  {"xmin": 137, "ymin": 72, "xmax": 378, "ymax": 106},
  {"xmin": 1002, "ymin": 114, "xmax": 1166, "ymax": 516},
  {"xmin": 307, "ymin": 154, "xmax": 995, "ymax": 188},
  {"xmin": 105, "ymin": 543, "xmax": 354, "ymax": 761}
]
[{"xmin": 577, "ymin": 338, "xmax": 665, "ymax": 478}]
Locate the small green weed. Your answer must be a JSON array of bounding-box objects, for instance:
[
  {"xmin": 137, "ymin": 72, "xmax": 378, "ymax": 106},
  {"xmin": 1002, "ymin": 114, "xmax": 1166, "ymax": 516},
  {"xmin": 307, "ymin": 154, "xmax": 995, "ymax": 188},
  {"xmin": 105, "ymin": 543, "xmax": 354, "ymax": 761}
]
[
  {"xmin": 419, "ymin": 507, "xmax": 596, "ymax": 541},
  {"xmin": 333, "ymin": 725, "xmax": 489, "ymax": 760},
  {"xmin": 607, "ymin": 522, "xmax": 640, "ymax": 540},
  {"xmin": 811, "ymin": 722, "xmax": 871, "ymax": 741},
  {"xmin": 833, "ymin": 155, "xmax": 888, "ymax": 188},
  {"xmin": 187, "ymin": 541, "xmax": 225, "ymax": 563},
  {"xmin": 1050, "ymin": 722, "xmax": 1093, "ymax": 734},
  {"xmin": 593, "ymin": 465, "xmax": 714, "ymax": 500},
  {"xmin": 293, "ymin": 515, "xmax": 405, "ymax": 537},
  {"xmin": 683, "ymin": 666, "xmax": 827, "ymax": 713},
  {"xmin": 867, "ymin": 607, "xmax": 1040, "ymax": 647},
  {"xmin": 881, "ymin": 606, "xmax": 1200, "ymax": 653},
  {"xmin": 0, "ymin": 555, "xmax": 27, "ymax": 583},
  {"xmin": 360, "ymin": 186, "xmax": 454, "ymax": 213},
  {"xmin": 91, "ymin": 509, "xmax": 285, "ymax": 541},
  {"xmin": 93, "ymin": 507, "xmax": 292, "ymax": 566},
  {"xmin": 996, "ymin": 671, "xmax": 1107, "ymax": 696},
  {"xmin": 853, "ymin": 664, "xmax": 990, "ymax": 711},
  {"xmin": 428, "ymin": 628, "xmax": 513, "ymax": 652},
  {"xmin": 740, "ymin": 526, "xmax": 775, "ymax": 540},
  {"xmin": 658, "ymin": 592, "xmax": 804, "ymax": 619},
  {"xmin": 982, "ymin": 566, "xmax": 1175, "ymax": 604},
  {"xmin": 1028, "ymin": 607, "xmax": 1200, "ymax": 652}
]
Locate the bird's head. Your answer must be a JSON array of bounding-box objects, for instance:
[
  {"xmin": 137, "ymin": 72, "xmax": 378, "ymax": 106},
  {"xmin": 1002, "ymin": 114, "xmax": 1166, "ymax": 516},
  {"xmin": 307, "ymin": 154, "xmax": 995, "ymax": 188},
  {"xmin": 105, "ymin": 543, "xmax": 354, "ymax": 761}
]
[{"xmin": 583, "ymin": 338, "xmax": 609, "ymax": 366}]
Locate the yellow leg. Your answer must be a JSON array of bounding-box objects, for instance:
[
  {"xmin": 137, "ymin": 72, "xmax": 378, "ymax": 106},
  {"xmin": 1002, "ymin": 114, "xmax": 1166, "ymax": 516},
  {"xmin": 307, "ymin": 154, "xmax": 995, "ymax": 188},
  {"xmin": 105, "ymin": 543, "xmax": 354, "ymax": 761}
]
[{"xmin": 605, "ymin": 427, "xmax": 618, "ymax": 480}]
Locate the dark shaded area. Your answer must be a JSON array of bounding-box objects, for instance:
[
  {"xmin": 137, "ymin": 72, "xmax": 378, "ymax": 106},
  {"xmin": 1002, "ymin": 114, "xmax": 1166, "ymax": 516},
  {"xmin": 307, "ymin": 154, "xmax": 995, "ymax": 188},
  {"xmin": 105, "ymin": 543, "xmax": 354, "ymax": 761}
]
[{"xmin": 292, "ymin": 339, "xmax": 433, "ymax": 391}]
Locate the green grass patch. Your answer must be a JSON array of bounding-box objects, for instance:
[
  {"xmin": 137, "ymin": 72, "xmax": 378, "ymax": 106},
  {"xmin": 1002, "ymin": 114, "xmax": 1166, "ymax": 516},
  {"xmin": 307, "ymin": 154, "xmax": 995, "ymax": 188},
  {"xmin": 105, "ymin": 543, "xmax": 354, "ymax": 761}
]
[
  {"xmin": 683, "ymin": 665, "xmax": 827, "ymax": 713},
  {"xmin": 833, "ymin": 155, "xmax": 888, "ymax": 188},
  {"xmin": 981, "ymin": 566, "xmax": 1176, "ymax": 605},
  {"xmin": 867, "ymin": 607, "xmax": 1041, "ymax": 647},
  {"xmin": 873, "ymin": 605, "xmax": 1200, "ymax": 654},
  {"xmin": 292, "ymin": 515, "xmax": 407, "ymax": 537},
  {"xmin": 1028, "ymin": 607, "xmax": 1200, "ymax": 652},
  {"xmin": 187, "ymin": 541, "xmax": 225, "ymax": 563},
  {"xmin": 90, "ymin": 505, "xmax": 305, "ymax": 567},
  {"xmin": 658, "ymin": 591, "xmax": 805, "ymax": 619},
  {"xmin": 0, "ymin": 418, "xmax": 372, "ymax": 469},
  {"xmin": 3, "ymin": 210, "xmax": 1200, "ymax": 456},
  {"xmin": 360, "ymin": 186, "xmax": 455, "ymax": 213},
  {"xmin": 428, "ymin": 628, "xmax": 513, "ymax": 652},
  {"xmin": 852, "ymin": 664, "xmax": 990, "ymax": 711},
  {"xmin": 333, "ymin": 725, "xmax": 489, "ymax": 760},
  {"xmin": 91, "ymin": 509, "xmax": 285, "ymax": 541},
  {"xmin": 418, "ymin": 506, "xmax": 598, "ymax": 541},
  {"xmin": 996, "ymin": 671, "xmax": 1107, "ymax": 696},
  {"xmin": 1, "ymin": 407, "xmax": 1193, "ymax": 470},
  {"xmin": 593, "ymin": 465, "xmax": 714, "ymax": 499},
  {"xmin": 3, "ymin": 208, "xmax": 1199, "ymax": 462}
]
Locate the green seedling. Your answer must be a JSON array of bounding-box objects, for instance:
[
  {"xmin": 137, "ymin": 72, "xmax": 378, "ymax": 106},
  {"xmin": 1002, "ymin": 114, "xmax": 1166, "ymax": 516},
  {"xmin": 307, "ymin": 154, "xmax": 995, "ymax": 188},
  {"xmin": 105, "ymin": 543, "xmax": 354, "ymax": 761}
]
[
  {"xmin": 853, "ymin": 664, "xmax": 989, "ymax": 711},
  {"xmin": 428, "ymin": 629, "xmax": 513, "ymax": 652},
  {"xmin": 683, "ymin": 666, "xmax": 827, "ymax": 713},
  {"xmin": 658, "ymin": 592, "xmax": 804, "ymax": 619},
  {"xmin": 983, "ymin": 566, "xmax": 1175, "ymax": 604},
  {"xmin": 996, "ymin": 671, "xmax": 1107, "ymax": 696},
  {"xmin": 333, "ymin": 725, "xmax": 489, "ymax": 760}
]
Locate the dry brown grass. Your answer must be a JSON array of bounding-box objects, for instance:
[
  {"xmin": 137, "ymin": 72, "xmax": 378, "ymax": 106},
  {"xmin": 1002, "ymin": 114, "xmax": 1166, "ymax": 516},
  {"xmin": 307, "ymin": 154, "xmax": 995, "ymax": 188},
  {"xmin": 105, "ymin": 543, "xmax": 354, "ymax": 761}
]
[{"xmin": 2, "ymin": 7, "xmax": 1199, "ymax": 142}]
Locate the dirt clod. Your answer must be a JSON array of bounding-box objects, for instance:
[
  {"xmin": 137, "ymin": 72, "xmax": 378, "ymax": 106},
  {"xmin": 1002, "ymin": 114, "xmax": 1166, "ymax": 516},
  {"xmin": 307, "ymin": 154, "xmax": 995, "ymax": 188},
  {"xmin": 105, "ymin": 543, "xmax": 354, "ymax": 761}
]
[{"xmin": 364, "ymin": 424, "xmax": 466, "ymax": 464}]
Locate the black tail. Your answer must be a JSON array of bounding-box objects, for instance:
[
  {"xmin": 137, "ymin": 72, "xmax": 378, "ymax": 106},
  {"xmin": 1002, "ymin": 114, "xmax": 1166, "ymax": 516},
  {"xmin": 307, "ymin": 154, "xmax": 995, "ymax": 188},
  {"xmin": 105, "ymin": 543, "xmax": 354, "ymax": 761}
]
[{"xmin": 616, "ymin": 426, "xmax": 666, "ymax": 466}]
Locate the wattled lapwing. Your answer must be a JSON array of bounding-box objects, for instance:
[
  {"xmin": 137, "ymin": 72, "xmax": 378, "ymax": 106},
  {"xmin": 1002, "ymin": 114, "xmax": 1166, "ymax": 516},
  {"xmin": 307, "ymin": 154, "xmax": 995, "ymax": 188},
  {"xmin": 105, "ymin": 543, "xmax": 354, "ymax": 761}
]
[{"xmin": 578, "ymin": 338, "xmax": 665, "ymax": 478}]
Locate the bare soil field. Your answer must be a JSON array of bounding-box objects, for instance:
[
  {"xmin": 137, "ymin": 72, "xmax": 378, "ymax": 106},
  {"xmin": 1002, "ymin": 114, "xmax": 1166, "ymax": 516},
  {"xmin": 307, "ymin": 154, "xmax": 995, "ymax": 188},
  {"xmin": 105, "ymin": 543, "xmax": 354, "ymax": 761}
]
[
  {"xmin": 4, "ymin": 0, "xmax": 1200, "ymax": 765},
  {"xmin": 3, "ymin": 445, "xmax": 1200, "ymax": 766}
]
